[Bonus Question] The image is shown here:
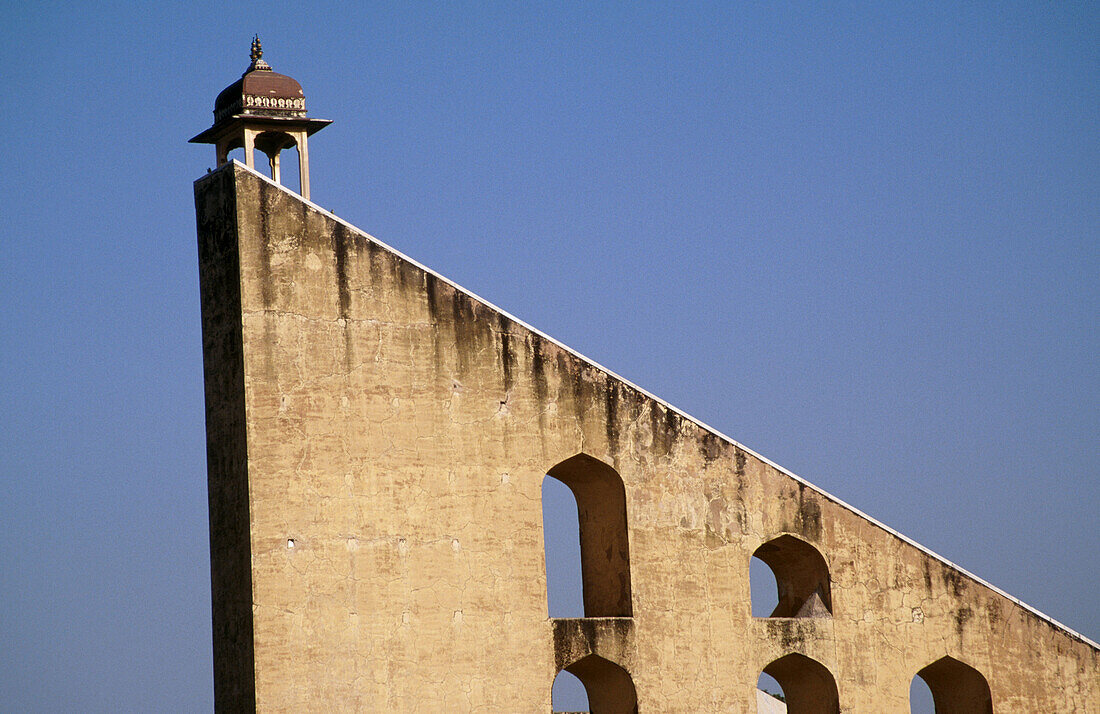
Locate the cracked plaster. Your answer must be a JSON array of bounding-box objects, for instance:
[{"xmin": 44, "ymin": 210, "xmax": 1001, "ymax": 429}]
[{"xmin": 196, "ymin": 163, "xmax": 1099, "ymax": 712}]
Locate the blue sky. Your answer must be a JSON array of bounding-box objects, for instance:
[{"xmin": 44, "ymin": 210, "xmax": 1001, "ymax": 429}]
[{"xmin": 1, "ymin": 2, "xmax": 1096, "ymax": 710}]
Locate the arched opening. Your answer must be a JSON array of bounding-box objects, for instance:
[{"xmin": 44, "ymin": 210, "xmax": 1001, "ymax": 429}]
[
  {"xmin": 224, "ymin": 138, "xmax": 247, "ymax": 166},
  {"xmin": 756, "ymin": 671, "xmax": 788, "ymax": 713},
  {"xmin": 551, "ymin": 669, "xmax": 589, "ymax": 713},
  {"xmin": 282, "ymin": 145, "xmax": 303, "ymax": 194},
  {"xmin": 750, "ymin": 555, "xmax": 780, "ymax": 617},
  {"xmin": 751, "ymin": 535, "xmax": 831, "ymax": 618},
  {"xmin": 556, "ymin": 654, "xmax": 638, "ymax": 714},
  {"xmin": 912, "ymin": 656, "xmax": 992, "ymax": 714},
  {"xmin": 215, "ymin": 130, "xmax": 307, "ymax": 195},
  {"xmin": 760, "ymin": 653, "xmax": 838, "ymax": 714},
  {"xmin": 254, "ymin": 130, "xmax": 302, "ymax": 193},
  {"xmin": 909, "ymin": 673, "xmax": 934, "ymax": 714},
  {"xmin": 543, "ymin": 475, "xmax": 584, "ymax": 617},
  {"xmin": 543, "ymin": 454, "xmax": 632, "ymax": 618}
]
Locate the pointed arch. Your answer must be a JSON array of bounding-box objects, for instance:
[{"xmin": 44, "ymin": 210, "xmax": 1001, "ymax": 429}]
[
  {"xmin": 252, "ymin": 130, "xmax": 299, "ymax": 186},
  {"xmin": 913, "ymin": 656, "xmax": 993, "ymax": 714},
  {"xmin": 551, "ymin": 668, "xmax": 589, "ymax": 712},
  {"xmin": 543, "ymin": 475, "xmax": 584, "ymax": 617},
  {"xmin": 751, "ymin": 534, "xmax": 832, "ymax": 618},
  {"xmin": 760, "ymin": 653, "xmax": 838, "ymax": 714},
  {"xmin": 559, "ymin": 654, "xmax": 638, "ymax": 714},
  {"xmin": 544, "ymin": 454, "xmax": 632, "ymax": 617}
]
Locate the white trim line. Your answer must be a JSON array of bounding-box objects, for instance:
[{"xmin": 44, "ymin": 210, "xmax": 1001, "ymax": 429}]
[{"xmin": 196, "ymin": 160, "xmax": 1099, "ymax": 651}]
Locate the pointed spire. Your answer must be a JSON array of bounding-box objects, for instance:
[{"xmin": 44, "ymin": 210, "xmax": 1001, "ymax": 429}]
[
  {"xmin": 247, "ymin": 35, "xmax": 272, "ymax": 73},
  {"xmin": 794, "ymin": 587, "xmax": 832, "ymax": 618}
]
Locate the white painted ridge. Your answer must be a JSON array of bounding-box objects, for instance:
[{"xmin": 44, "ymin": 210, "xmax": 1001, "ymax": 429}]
[{"xmin": 195, "ymin": 161, "xmax": 1099, "ymax": 651}]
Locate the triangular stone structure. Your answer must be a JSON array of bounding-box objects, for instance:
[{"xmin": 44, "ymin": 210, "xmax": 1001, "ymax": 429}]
[
  {"xmin": 195, "ymin": 162, "xmax": 1098, "ymax": 712},
  {"xmin": 756, "ymin": 689, "xmax": 788, "ymax": 714},
  {"xmin": 794, "ymin": 588, "xmax": 831, "ymax": 619}
]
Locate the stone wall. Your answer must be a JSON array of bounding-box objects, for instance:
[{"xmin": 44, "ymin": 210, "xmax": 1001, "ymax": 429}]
[{"xmin": 196, "ymin": 162, "xmax": 1098, "ymax": 712}]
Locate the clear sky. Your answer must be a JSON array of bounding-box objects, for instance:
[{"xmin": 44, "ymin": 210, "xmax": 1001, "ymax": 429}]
[{"xmin": 1, "ymin": 2, "xmax": 1096, "ymax": 711}]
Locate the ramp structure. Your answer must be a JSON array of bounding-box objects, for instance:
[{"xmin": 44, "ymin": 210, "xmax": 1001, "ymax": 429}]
[{"xmin": 195, "ymin": 161, "xmax": 1097, "ymax": 712}]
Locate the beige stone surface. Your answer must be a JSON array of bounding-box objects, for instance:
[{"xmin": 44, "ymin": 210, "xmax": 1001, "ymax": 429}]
[
  {"xmin": 196, "ymin": 163, "xmax": 1099, "ymax": 712},
  {"xmin": 756, "ymin": 690, "xmax": 787, "ymax": 714}
]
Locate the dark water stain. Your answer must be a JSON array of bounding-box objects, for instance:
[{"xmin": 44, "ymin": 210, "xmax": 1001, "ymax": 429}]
[
  {"xmin": 955, "ymin": 606, "xmax": 973, "ymax": 637},
  {"xmin": 366, "ymin": 239, "xmax": 383, "ymax": 293},
  {"xmin": 650, "ymin": 404, "xmax": 678, "ymax": 457},
  {"xmin": 531, "ymin": 335, "xmax": 548, "ymax": 406},
  {"xmin": 568, "ymin": 360, "xmax": 588, "ymax": 418},
  {"xmin": 985, "ymin": 601, "xmax": 1002, "ymax": 628},
  {"xmin": 257, "ymin": 182, "xmax": 274, "ymax": 309},
  {"xmin": 395, "ymin": 252, "xmax": 411, "ymax": 294},
  {"xmin": 425, "ymin": 273, "xmax": 440, "ymax": 325},
  {"xmin": 562, "ymin": 353, "xmax": 595, "ymax": 423},
  {"xmin": 700, "ymin": 432, "xmax": 724, "ymax": 464},
  {"xmin": 331, "ymin": 224, "xmax": 355, "ymax": 370},
  {"xmin": 451, "ymin": 290, "xmax": 479, "ymax": 375},
  {"xmin": 423, "ymin": 273, "xmax": 448, "ymax": 379},
  {"xmin": 942, "ymin": 569, "xmax": 967, "ymax": 598},
  {"xmin": 551, "ymin": 618, "xmax": 634, "ymax": 670},
  {"xmin": 623, "ymin": 388, "xmax": 644, "ymax": 432},
  {"xmin": 797, "ymin": 484, "xmax": 822, "ymax": 541},
  {"xmin": 551, "ymin": 620, "xmax": 572, "ymax": 666},
  {"xmin": 500, "ymin": 320, "xmax": 515, "ymax": 395},
  {"xmin": 332, "ymin": 223, "xmax": 351, "ymax": 319},
  {"xmin": 529, "ymin": 336, "xmax": 550, "ymax": 450},
  {"xmin": 254, "ymin": 181, "xmax": 279, "ymax": 378},
  {"xmin": 298, "ymin": 196, "xmax": 311, "ymax": 251},
  {"xmin": 766, "ymin": 618, "xmax": 808, "ymax": 651},
  {"xmin": 665, "ymin": 410, "xmax": 679, "ymax": 444},
  {"xmin": 605, "ymin": 380, "xmax": 620, "ymax": 455},
  {"xmin": 733, "ymin": 447, "xmax": 749, "ymax": 504},
  {"xmin": 727, "ymin": 448, "xmax": 749, "ymax": 530}
]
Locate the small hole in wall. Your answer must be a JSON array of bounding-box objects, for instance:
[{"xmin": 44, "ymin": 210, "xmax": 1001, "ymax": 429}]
[{"xmin": 287, "ymin": 539, "xmax": 295, "ymax": 548}]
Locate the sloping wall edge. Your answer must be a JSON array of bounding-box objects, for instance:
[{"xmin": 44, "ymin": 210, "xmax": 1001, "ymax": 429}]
[{"xmin": 193, "ymin": 159, "xmax": 1097, "ymax": 651}]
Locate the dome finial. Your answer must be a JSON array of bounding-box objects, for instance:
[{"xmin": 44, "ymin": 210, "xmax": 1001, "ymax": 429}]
[{"xmin": 247, "ymin": 35, "xmax": 272, "ymax": 73}]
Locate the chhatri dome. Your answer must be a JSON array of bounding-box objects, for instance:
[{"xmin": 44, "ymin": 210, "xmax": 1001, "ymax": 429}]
[
  {"xmin": 191, "ymin": 37, "xmax": 331, "ymax": 200},
  {"xmin": 213, "ymin": 38, "xmax": 307, "ymax": 123}
]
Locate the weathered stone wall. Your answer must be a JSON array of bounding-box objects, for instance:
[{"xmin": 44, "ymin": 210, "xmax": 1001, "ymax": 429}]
[
  {"xmin": 195, "ymin": 169, "xmax": 255, "ymax": 711},
  {"xmin": 196, "ymin": 163, "xmax": 1098, "ymax": 712}
]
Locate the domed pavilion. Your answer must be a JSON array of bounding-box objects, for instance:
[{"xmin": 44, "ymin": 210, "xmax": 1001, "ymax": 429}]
[{"xmin": 191, "ymin": 37, "xmax": 331, "ymax": 200}]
